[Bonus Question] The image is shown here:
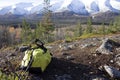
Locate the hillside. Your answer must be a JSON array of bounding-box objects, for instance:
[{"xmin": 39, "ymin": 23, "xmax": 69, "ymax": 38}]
[
  {"xmin": 0, "ymin": 11, "xmax": 119, "ymax": 26},
  {"xmin": 0, "ymin": 34, "xmax": 120, "ymax": 80}
]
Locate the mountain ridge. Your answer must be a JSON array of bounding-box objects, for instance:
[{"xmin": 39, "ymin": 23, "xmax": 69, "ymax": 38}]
[{"xmin": 0, "ymin": 0, "xmax": 120, "ymax": 15}]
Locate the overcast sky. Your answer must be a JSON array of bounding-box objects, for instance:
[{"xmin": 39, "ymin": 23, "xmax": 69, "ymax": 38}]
[
  {"xmin": 0, "ymin": 0, "xmax": 43, "ymax": 8},
  {"xmin": 0, "ymin": 0, "xmax": 66, "ymax": 9},
  {"xmin": 0, "ymin": 0, "xmax": 95, "ymax": 8}
]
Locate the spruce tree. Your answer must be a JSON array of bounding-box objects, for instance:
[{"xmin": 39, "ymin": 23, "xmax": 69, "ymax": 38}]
[
  {"xmin": 21, "ymin": 19, "xmax": 32, "ymax": 43},
  {"xmin": 40, "ymin": 0, "xmax": 54, "ymax": 42},
  {"xmin": 85, "ymin": 17, "xmax": 93, "ymax": 34},
  {"xmin": 75, "ymin": 21, "xmax": 83, "ymax": 37}
]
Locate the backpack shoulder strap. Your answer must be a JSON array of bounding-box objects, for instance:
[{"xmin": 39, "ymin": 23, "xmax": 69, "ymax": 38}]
[{"xmin": 25, "ymin": 49, "xmax": 34, "ymax": 71}]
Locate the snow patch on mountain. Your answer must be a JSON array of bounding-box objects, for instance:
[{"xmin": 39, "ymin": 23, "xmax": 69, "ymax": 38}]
[
  {"xmin": 50, "ymin": 0, "xmax": 63, "ymax": 12},
  {"xmin": 105, "ymin": 0, "xmax": 120, "ymax": 13},
  {"xmin": 68, "ymin": 0, "xmax": 88, "ymax": 15},
  {"xmin": 30, "ymin": 4, "xmax": 44, "ymax": 14},
  {"xmin": 110, "ymin": 0, "xmax": 120, "ymax": 10},
  {"xmin": 0, "ymin": 6, "xmax": 12, "ymax": 15},
  {"xmin": 12, "ymin": 7, "xmax": 28, "ymax": 15},
  {"xmin": 90, "ymin": 1, "xmax": 99, "ymax": 13},
  {"xmin": 97, "ymin": 0, "xmax": 109, "ymax": 12},
  {"xmin": 16, "ymin": 2, "xmax": 33, "ymax": 9},
  {"xmin": 16, "ymin": 2, "xmax": 33, "ymax": 11},
  {"xmin": 115, "ymin": 0, "xmax": 120, "ymax": 2}
]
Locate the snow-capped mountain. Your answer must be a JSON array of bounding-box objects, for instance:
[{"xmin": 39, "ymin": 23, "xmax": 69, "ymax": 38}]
[
  {"xmin": 68, "ymin": 0, "xmax": 89, "ymax": 15},
  {"xmin": 30, "ymin": 4, "xmax": 44, "ymax": 14},
  {"xmin": 0, "ymin": 2, "xmax": 33, "ymax": 15},
  {"xmin": 0, "ymin": 0, "xmax": 120, "ymax": 15},
  {"xmin": 0, "ymin": 6, "xmax": 12, "ymax": 15}
]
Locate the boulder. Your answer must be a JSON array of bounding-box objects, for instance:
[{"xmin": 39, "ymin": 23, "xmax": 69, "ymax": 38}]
[
  {"xmin": 103, "ymin": 65, "xmax": 120, "ymax": 78},
  {"xmin": 96, "ymin": 38, "xmax": 120, "ymax": 55},
  {"xmin": 114, "ymin": 54, "xmax": 120, "ymax": 66}
]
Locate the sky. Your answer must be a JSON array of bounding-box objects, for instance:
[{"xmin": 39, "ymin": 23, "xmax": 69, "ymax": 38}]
[
  {"xmin": 0, "ymin": 0, "xmax": 42, "ymax": 8},
  {"xmin": 0, "ymin": 0, "xmax": 120, "ymax": 10},
  {"xmin": 0, "ymin": 0, "xmax": 95, "ymax": 8},
  {"xmin": 0, "ymin": 0, "xmax": 65, "ymax": 8}
]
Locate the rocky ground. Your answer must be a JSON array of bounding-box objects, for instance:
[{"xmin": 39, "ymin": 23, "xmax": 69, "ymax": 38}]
[{"xmin": 0, "ymin": 34, "xmax": 120, "ymax": 80}]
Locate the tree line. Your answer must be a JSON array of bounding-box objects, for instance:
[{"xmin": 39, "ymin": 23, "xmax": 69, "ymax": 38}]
[{"xmin": 0, "ymin": 16, "xmax": 120, "ymax": 48}]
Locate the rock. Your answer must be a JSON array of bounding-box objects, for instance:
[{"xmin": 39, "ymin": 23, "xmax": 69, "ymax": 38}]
[
  {"xmin": 74, "ymin": 42, "xmax": 79, "ymax": 47},
  {"xmin": 81, "ymin": 43, "xmax": 96, "ymax": 49},
  {"xmin": 98, "ymin": 66, "xmax": 103, "ymax": 71},
  {"xmin": 46, "ymin": 46, "xmax": 53, "ymax": 49},
  {"xmin": 96, "ymin": 38, "xmax": 119, "ymax": 55},
  {"xmin": 59, "ymin": 41, "xmax": 79, "ymax": 51},
  {"xmin": 91, "ymin": 77, "xmax": 108, "ymax": 80},
  {"xmin": 59, "ymin": 44, "xmax": 72, "ymax": 51},
  {"xmin": 116, "ymin": 48, "xmax": 120, "ymax": 51},
  {"xmin": 116, "ymin": 48, "xmax": 120, "ymax": 53},
  {"xmin": 17, "ymin": 45, "xmax": 31, "ymax": 52},
  {"xmin": 66, "ymin": 56, "xmax": 75, "ymax": 60},
  {"xmin": 103, "ymin": 65, "xmax": 120, "ymax": 78},
  {"xmin": 92, "ymin": 38, "xmax": 100, "ymax": 41},
  {"xmin": 56, "ymin": 74, "xmax": 72, "ymax": 80},
  {"xmin": 7, "ymin": 53, "xmax": 16, "ymax": 57},
  {"xmin": 90, "ymin": 75, "xmax": 109, "ymax": 80},
  {"xmin": 114, "ymin": 54, "xmax": 120, "ymax": 66},
  {"xmin": 67, "ymin": 44, "xmax": 75, "ymax": 49},
  {"xmin": 92, "ymin": 53, "xmax": 97, "ymax": 57},
  {"xmin": 61, "ymin": 53, "xmax": 69, "ymax": 56},
  {"xmin": 110, "ymin": 60, "xmax": 114, "ymax": 63},
  {"xmin": 91, "ymin": 77, "xmax": 107, "ymax": 80}
]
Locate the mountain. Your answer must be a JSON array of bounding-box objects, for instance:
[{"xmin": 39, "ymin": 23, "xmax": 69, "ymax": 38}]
[
  {"xmin": 30, "ymin": 4, "xmax": 44, "ymax": 14},
  {"xmin": 0, "ymin": 3, "xmax": 33, "ymax": 15},
  {"xmin": 0, "ymin": 6, "xmax": 12, "ymax": 15},
  {"xmin": 0, "ymin": 0, "xmax": 120, "ymax": 26},
  {"xmin": 90, "ymin": 1, "xmax": 99, "ymax": 13},
  {"xmin": 105, "ymin": 0, "xmax": 120, "ymax": 13},
  {"xmin": 68, "ymin": 0, "xmax": 88, "ymax": 15},
  {"xmin": 50, "ymin": 0, "xmax": 63, "ymax": 12},
  {"xmin": 0, "ymin": 0, "xmax": 120, "ymax": 15}
]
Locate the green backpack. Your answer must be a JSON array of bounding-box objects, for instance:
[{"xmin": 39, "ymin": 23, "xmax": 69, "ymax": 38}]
[{"xmin": 21, "ymin": 47, "xmax": 52, "ymax": 72}]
